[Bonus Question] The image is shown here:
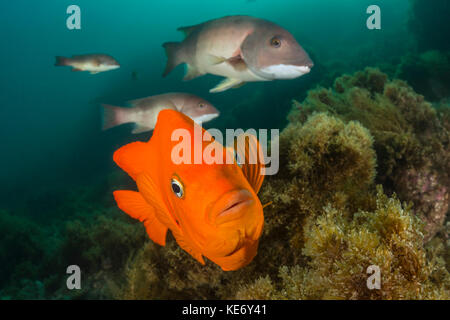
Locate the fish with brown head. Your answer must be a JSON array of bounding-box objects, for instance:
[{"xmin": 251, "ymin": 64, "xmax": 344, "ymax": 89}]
[{"xmin": 162, "ymin": 15, "xmax": 313, "ymax": 92}]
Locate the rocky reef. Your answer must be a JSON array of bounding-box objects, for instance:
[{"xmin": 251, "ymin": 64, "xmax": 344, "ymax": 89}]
[
  {"xmin": 236, "ymin": 102, "xmax": 449, "ymax": 299},
  {"xmin": 238, "ymin": 187, "xmax": 449, "ymax": 299},
  {"xmin": 1, "ymin": 69, "xmax": 448, "ymax": 300},
  {"xmin": 290, "ymin": 68, "xmax": 450, "ymax": 242}
]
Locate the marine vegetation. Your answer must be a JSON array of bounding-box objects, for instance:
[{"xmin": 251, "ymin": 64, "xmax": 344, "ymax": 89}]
[
  {"xmin": 289, "ymin": 68, "xmax": 450, "ymax": 241},
  {"xmin": 1, "ymin": 69, "xmax": 448, "ymax": 300},
  {"xmin": 238, "ymin": 187, "xmax": 449, "ymax": 299}
]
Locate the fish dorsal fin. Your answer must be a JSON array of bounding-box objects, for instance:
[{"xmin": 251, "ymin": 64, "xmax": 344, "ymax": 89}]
[
  {"xmin": 177, "ymin": 24, "xmax": 199, "ymax": 38},
  {"xmin": 210, "ymin": 78, "xmax": 245, "ymax": 93},
  {"xmin": 113, "ymin": 141, "xmax": 153, "ymax": 180},
  {"xmin": 235, "ymin": 133, "xmax": 265, "ymax": 194},
  {"xmin": 128, "ymin": 96, "xmax": 155, "ymax": 107},
  {"xmin": 113, "ymin": 190, "xmax": 168, "ymax": 246}
]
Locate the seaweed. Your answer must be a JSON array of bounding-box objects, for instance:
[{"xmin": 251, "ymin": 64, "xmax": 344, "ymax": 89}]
[
  {"xmin": 289, "ymin": 68, "xmax": 450, "ymax": 241},
  {"xmin": 0, "ymin": 211, "xmax": 46, "ymax": 295},
  {"xmin": 237, "ymin": 188, "xmax": 449, "ymax": 300}
]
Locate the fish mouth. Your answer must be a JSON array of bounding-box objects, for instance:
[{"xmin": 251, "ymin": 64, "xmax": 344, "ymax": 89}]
[
  {"xmin": 260, "ymin": 64, "xmax": 312, "ymax": 79},
  {"xmin": 210, "ymin": 189, "xmax": 254, "ymax": 226},
  {"xmin": 192, "ymin": 113, "xmax": 220, "ymax": 124},
  {"xmin": 104, "ymin": 64, "xmax": 120, "ymax": 69}
]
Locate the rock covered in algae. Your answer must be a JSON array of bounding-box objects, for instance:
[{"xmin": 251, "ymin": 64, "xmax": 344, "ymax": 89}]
[
  {"xmin": 289, "ymin": 68, "xmax": 450, "ymax": 241},
  {"xmin": 234, "ymin": 108, "xmax": 448, "ymax": 300},
  {"xmin": 237, "ymin": 187, "xmax": 450, "ymax": 300},
  {"xmin": 258, "ymin": 112, "xmax": 377, "ymax": 260}
]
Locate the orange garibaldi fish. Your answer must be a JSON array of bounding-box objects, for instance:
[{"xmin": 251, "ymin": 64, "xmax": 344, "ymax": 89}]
[{"xmin": 112, "ymin": 109, "xmax": 265, "ymax": 271}]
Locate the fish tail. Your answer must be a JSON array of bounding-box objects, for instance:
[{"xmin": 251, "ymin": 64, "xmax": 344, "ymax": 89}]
[
  {"xmin": 101, "ymin": 104, "xmax": 127, "ymax": 130},
  {"xmin": 55, "ymin": 56, "xmax": 69, "ymax": 66},
  {"xmin": 162, "ymin": 42, "xmax": 183, "ymax": 77}
]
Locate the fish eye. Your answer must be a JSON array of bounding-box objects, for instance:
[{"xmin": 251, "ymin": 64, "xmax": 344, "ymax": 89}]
[
  {"xmin": 171, "ymin": 178, "xmax": 184, "ymax": 198},
  {"xmin": 270, "ymin": 37, "xmax": 282, "ymax": 48},
  {"xmin": 198, "ymin": 102, "xmax": 206, "ymax": 108}
]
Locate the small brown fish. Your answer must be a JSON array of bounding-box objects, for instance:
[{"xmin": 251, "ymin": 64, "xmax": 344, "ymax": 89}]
[
  {"xmin": 55, "ymin": 54, "xmax": 120, "ymax": 74},
  {"xmin": 102, "ymin": 93, "xmax": 219, "ymax": 134},
  {"xmin": 163, "ymin": 15, "xmax": 313, "ymax": 92}
]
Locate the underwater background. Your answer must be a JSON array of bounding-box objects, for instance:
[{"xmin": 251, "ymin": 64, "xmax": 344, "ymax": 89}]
[{"xmin": 0, "ymin": 0, "xmax": 449, "ymax": 299}]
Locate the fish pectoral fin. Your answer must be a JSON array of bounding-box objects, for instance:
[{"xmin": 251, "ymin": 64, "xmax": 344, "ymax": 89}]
[
  {"xmin": 227, "ymin": 56, "xmax": 248, "ymax": 72},
  {"xmin": 113, "ymin": 190, "xmax": 168, "ymax": 246},
  {"xmin": 235, "ymin": 133, "xmax": 265, "ymax": 194},
  {"xmin": 210, "ymin": 78, "xmax": 245, "ymax": 93},
  {"xmin": 71, "ymin": 68, "xmax": 82, "ymax": 72},
  {"xmin": 132, "ymin": 124, "xmax": 153, "ymax": 134},
  {"xmin": 207, "ymin": 53, "xmax": 248, "ymax": 72},
  {"xmin": 137, "ymin": 173, "xmax": 182, "ymax": 231},
  {"xmin": 136, "ymin": 173, "xmax": 206, "ymax": 265},
  {"xmin": 183, "ymin": 64, "xmax": 202, "ymax": 81},
  {"xmin": 206, "ymin": 54, "xmax": 228, "ymax": 66},
  {"xmin": 172, "ymin": 230, "xmax": 205, "ymax": 265},
  {"xmin": 231, "ymin": 82, "xmax": 246, "ymax": 89}
]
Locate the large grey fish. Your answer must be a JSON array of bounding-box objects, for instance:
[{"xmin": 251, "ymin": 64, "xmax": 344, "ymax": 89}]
[
  {"xmin": 55, "ymin": 54, "xmax": 120, "ymax": 74},
  {"xmin": 163, "ymin": 15, "xmax": 313, "ymax": 93},
  {"xmin": 102, "ymin": 93, "xmax": 220, "ymax": 134}
]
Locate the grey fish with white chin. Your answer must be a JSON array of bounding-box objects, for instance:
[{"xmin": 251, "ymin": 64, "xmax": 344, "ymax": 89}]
[
  {"xmin": 102, "ymin": 93, "xmax": 220, "ymax": 134},
  {"xmin": 162, "ymin": 15, "xmax": 314, "ymax": 93},
  {"xmin": 55, "ymin": 54, "xmax": 120, "ymax": 74}
]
